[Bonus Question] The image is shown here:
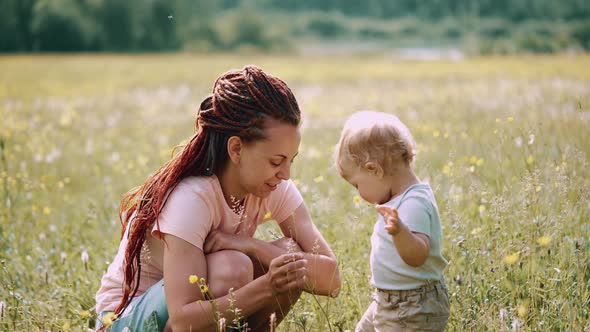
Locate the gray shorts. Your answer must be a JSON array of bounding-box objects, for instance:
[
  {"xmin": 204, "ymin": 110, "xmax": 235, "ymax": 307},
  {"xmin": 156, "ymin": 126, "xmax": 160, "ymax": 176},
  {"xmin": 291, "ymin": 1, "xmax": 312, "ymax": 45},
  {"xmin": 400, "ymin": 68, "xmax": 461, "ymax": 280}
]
[{"xmin": 356, "ymin": 279, "xmax": 450, "ymax": 332}]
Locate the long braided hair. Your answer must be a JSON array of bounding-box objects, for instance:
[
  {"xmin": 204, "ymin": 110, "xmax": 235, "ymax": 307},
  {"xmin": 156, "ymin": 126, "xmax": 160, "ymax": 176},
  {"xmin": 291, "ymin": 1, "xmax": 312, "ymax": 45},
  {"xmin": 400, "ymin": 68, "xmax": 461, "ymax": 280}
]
[{"xmin": 110, "ymin": 65, "xmax": 301, "ymax": 322}]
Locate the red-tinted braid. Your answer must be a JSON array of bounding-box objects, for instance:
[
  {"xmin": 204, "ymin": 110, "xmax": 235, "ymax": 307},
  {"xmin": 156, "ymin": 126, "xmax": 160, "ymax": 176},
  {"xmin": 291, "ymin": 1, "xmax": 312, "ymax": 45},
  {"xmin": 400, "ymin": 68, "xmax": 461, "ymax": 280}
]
[{"xmin": 102, "ymin": 65, "xmax": 300, "ymax": 330}]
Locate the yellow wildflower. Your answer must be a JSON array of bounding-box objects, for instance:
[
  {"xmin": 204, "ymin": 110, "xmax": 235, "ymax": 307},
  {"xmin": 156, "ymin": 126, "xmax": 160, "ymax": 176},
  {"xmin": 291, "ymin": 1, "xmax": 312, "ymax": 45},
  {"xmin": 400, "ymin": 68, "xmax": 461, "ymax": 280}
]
[
  {"xmin": 442, "ymin": 165, "xmax": 450, "ymax": 175},
  {"xmin": 263, "ymin": 211, "xmax": 272, "ymax": 220},
  {"xmin": 80, "ymin": 310, "xmax": 90, "ymax": 318},
  {"xmin": 504, "ymin": 253, "xmax": 519, "ymax": 265},
  {"xmin": 353, "ymin": 196, "xmax": 362, "ymax": 207},
  {"xmin": 476, "ymin": 159, "xmax": 484, "ymax": 167},
  {"xmin": 517, "ymin": 304, "xmax": 527, "ymax": 318},
  {"xmin": 199, "ymin": 283, "xmax": 209, "ymax": 294},
  {"xmin": 527, "ymin": 155, "xmax": 534, "ymax": 165},
  {"xmin": 43, "ymin": 207, "xmax": 51, "ymax": 215},
  {"xmin": 62, "ymin": 321, "xmax": 71, "ymax": 330},
  {"xmin": 102, "ymin": 312, "xmax": 117, "ymax": 327},
  {"xmin": 536, "ymin": 236, "xmax": 551, "ymax": 247},
  {"xmin": 433, "ymin": 130, "xmax": 440, "ymax": 138},
  {"xmin": 189, "ymin": 275, "xmax": 198, "ymax": 284},
  {"xmin": 313, "ymin": 175, "xmax": 324, "ymax": 183}
]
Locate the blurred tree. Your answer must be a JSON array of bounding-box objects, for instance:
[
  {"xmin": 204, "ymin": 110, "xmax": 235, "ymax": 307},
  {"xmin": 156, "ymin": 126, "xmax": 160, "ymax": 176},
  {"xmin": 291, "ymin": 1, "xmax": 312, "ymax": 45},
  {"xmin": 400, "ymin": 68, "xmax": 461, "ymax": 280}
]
[{"xmin": 100, "ymin": 0, "xmax": 136, "ymax": 51}]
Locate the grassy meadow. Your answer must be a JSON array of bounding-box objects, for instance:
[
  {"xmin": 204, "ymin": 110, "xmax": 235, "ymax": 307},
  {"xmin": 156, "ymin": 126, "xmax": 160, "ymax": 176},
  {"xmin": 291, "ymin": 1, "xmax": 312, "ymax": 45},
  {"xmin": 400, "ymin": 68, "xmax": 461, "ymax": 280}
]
[{"xmin": 0, "ymin": 54, "xmax": 589, "ymax": 331}]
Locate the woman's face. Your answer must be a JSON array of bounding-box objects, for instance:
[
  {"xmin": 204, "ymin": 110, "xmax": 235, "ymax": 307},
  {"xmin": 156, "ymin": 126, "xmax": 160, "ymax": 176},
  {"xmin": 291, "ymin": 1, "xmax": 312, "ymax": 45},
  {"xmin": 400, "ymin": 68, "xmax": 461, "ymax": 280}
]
[{"xmin": 237, "ymin": 120, "xmax": 301, "ymax": 198}]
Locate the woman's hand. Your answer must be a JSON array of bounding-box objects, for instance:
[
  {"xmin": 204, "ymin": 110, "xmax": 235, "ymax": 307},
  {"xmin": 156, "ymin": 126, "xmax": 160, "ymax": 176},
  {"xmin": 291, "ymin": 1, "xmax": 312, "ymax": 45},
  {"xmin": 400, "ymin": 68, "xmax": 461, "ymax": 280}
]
[
  {"xmin": 203, "ymin": 230, "xmax": 251, "ymax": 254},
  {"xmin": 376, "ymin": 205, "xmax": 408, "ymax": 236},
  {"xmin": 265, "ymin": 253, "xmax": 308, "ymax": 294}
]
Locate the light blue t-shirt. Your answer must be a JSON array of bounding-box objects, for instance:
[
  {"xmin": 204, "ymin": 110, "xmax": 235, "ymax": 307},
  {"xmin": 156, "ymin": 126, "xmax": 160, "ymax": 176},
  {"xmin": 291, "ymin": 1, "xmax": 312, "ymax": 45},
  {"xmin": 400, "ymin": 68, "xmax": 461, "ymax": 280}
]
[{"xmin": 370, "ymin": 183, "xmax": 448, "ymax": 290}]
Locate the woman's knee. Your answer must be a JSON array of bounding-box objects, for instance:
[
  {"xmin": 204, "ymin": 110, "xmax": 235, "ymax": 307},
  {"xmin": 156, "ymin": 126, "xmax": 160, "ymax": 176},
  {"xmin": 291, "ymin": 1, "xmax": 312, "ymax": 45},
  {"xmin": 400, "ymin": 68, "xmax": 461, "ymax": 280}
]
[{"xmin": 207, "ymin": 250, "xmax": 253, "ymax": 297}]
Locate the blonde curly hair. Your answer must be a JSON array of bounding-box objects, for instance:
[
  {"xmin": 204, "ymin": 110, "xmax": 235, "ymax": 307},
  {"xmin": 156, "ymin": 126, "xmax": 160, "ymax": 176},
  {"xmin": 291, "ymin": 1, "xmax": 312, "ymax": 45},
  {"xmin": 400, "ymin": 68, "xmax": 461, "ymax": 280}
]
[{"xmin": 335, "ymin": 110, "xmax": 416, "ymax": 176}]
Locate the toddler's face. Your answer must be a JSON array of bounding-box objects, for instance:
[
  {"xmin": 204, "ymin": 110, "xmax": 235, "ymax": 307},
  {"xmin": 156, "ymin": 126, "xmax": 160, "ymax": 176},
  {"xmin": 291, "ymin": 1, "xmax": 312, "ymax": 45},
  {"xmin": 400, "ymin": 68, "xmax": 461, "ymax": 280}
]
[{"xmin": 340, "ymin": 165, "xmax": 392, "ymax": 205}]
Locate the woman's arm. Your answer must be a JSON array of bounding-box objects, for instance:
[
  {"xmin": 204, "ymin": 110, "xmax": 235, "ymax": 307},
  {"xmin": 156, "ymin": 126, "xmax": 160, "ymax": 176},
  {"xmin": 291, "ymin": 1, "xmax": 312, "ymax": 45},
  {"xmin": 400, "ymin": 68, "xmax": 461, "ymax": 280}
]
[
  {"xmin": 163, "ymin": 234, "xmax": 307, "ymax": 331},
  {"xmin": 278, "ymin": 203, "xmax": 341, "ymax": 297},
  {"xmin": 204, "ymin": 203, "xmax": 341, "ymax": 297}
]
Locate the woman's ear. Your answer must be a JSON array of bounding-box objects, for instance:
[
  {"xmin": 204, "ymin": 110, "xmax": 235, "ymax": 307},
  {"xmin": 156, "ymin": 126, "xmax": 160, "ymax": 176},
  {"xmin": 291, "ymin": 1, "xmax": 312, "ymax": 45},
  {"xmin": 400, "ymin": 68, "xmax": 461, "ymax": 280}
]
[
  {"xmin": 363, "ymin": 161, "xmax": 384, "ymax": 178},
  {"xmin": 227, "ymin": 136, "xmax": 242, "ymax": 164}
]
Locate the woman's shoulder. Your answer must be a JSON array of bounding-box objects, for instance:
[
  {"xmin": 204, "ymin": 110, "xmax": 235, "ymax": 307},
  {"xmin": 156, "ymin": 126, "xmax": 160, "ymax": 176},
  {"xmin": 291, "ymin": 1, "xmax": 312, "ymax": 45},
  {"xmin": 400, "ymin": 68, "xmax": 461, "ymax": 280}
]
[
  {"xmin": 176, "ymin": 175, "xmax": 218, "ymax": 193},
  {"xmin": 171, "ymin": 176, "xmax": 221, "ymax": 205}
]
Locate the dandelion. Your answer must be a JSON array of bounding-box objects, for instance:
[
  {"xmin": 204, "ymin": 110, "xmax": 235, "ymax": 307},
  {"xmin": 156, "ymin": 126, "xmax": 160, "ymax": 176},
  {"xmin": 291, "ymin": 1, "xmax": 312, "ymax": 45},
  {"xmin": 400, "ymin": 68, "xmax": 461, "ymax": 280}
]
[
  {"xmin": 504, "ymin": 253, "xmax": 519, "ymax": 265},
  {"xmin": 43, "ymin": 207, "xmax": 51, "ymax": 215},
  {"xmin": 263, "ymin": 211, "xmax": 272, "ymax": 220},
  {"xmin": 80, "ymin": 310, "xmax": 90, "ymax": 318},
  {"xmin": 507, "ymin": 116, "xmax": 514, "ymax": 122},
  {"xmin": 189, "ymin": 275, "xmax": 198, "ymax": 284},
  {"xmin": 313, "ymin": 175, "xmax": 324, "ymax": 183}
]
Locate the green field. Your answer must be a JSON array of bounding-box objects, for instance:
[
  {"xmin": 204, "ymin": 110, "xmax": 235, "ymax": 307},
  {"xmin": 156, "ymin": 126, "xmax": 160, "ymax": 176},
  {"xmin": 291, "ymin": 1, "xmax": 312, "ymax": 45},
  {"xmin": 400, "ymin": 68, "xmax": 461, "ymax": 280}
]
[{"xmin": 1, "ymin": 54, "xmax": 589, "ymax": 331}]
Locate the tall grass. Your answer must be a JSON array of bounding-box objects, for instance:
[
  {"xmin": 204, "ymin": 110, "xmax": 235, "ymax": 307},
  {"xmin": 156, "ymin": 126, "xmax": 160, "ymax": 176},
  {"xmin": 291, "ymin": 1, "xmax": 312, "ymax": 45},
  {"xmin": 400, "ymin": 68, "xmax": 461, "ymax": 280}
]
[{"xmin": 0, "ymin": 54, "xmax": 588, "ymax": 331}]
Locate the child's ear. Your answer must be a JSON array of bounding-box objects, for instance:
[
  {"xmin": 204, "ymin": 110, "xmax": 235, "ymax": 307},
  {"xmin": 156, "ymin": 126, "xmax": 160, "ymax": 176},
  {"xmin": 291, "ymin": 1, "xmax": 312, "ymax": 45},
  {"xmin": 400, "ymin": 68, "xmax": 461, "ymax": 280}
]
[{"xmin": 363, "ymin": 161, "xmax": 384, "ymax": 178}]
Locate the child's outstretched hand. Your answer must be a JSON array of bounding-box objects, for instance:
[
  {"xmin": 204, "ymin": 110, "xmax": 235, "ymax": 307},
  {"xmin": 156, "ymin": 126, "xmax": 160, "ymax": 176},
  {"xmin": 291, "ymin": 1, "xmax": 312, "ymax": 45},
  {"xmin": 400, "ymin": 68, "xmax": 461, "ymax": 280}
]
[{"xmin": 376, "ymin": 205, "xmax": 406, "ymax": 236}]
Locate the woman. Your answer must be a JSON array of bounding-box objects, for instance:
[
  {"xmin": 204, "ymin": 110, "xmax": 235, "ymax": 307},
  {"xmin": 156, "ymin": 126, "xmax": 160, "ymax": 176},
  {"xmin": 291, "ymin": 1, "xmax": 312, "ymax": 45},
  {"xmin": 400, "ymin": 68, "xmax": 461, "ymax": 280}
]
[{"xmin": 95, "ymin": 65, "xmax": 341, "ymax": 331}]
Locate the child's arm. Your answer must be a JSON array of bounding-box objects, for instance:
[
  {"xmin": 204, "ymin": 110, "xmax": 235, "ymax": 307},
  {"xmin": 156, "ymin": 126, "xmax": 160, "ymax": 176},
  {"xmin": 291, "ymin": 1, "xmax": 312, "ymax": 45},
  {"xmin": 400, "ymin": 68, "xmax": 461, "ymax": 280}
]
[{"xmin": 376, "ymin": 205, "xmax": 430, "ymax": 267}]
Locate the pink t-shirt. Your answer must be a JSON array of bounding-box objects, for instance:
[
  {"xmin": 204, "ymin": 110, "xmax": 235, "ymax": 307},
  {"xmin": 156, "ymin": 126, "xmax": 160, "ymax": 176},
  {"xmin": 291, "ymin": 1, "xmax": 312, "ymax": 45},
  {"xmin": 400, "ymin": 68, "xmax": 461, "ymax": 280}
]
[{"xmin": 95, "ymin": 175, "xmax": 303, "ymax": 313}]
